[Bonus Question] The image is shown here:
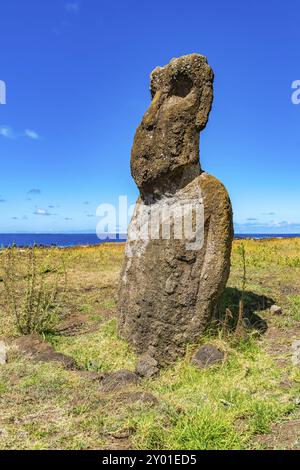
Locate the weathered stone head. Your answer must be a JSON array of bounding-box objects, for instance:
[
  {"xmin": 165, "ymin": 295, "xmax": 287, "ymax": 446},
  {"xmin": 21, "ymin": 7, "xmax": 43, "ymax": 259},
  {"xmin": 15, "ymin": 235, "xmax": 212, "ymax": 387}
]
[{"xmin": 131, "ymin": 54, "xmax": 214, "ymax": 200}]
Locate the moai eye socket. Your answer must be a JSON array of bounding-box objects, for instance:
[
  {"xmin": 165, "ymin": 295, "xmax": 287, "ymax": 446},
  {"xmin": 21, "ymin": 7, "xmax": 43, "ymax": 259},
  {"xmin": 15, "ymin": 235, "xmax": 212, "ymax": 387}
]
[{"xmin": 169, "ymin": 73, "xmax": 193, "ymax": 98}]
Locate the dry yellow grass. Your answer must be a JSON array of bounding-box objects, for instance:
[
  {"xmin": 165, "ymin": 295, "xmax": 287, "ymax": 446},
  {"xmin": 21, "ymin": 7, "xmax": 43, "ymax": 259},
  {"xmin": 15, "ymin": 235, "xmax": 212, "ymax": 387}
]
[{"xmin": 0, "ymin": 239, "xmax": 300, "ymax": 450}]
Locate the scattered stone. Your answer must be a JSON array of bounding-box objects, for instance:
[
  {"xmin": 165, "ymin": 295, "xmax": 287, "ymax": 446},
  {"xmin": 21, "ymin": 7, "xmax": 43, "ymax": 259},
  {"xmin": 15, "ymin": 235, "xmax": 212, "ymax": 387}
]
[
  {"xmin": 0, "ymin": 341, "xmax": 8, "ymax": 365},
  {"xmin": 99, "ymin": 370, "xmax": 140, "ymax": 392},
  {"xmin": 118, "ymin": 54, "xmax": 233, "ymax": 366},
  {"xmin": 109, "ymin": 428, "xmax": 135, "ymax": 440},
  {"xmin": 11, "ymin": 333, "xmax": 77, "ymax": 370},
  {"xmin": 191, "ymin": 344, "xmax": 224, "ymax": 369},
  {"xmin": 270, "ymin": 305, "xmax": 283, "ymax": 315},
  {"xmin": 135, "ymin": 354, "xmax": 160, "ymax": 378}
]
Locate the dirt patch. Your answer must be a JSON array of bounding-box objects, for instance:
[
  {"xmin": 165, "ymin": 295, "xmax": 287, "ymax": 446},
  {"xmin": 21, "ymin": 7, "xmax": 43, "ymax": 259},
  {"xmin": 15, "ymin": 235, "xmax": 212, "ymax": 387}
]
[
  {"xmin": 252, "ymin": 316, "xmax": 300, "ymax": 448},
  {"xmin": 262, "ymin": 323, "xmax": 300, "ymax": 362},
  {"xmin": 254, "ymin": 415, "xmax": 300, "ymax": 449},
  {"xmin": 99, "ymin": 370, "xmax": 140, "ymax": 392},
  {"xmin": 77, "ymin": 370, "xmax": 106, "ymax": 382},
  {"xmin": 56, "ymin": 312, "xmax": 103, "ymax": 337},
  {"xmin": 10, "ymin": 334, "xmax": 78, "ymax": 370},
  {"xmin": 117, "ymin": 391, "xmax": 159, "ymax": 407},
  {"xmin": 104, "ymin": 435, "xmax": 132, "ymax": 450}
]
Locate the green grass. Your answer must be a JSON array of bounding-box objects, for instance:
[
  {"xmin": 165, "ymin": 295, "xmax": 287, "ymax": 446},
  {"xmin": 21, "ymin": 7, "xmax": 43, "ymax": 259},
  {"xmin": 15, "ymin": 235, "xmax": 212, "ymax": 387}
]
[
  {"xmin": 126, "ymin": 337, "xmax": 295, "ymax": 450},
  {"xmin": 288, "ymin": 295, "xmax": 300, "ymax": 321},
  {"xmin": 53, "ymin": 320, "xmax": 136, "ymax": 372},
  {"xmin": 0, "ymin": 239, "xmax": 300, "ymax": 449}
]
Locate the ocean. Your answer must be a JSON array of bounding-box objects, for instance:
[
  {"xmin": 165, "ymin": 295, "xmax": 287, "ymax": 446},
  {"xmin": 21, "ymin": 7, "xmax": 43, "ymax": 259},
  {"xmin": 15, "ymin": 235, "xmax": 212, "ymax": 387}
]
[
  {"xmin": 0, "ymin": 233, "xmax": 126, "ymax": 248},
  {"xmin": 0, "ymin": 233, "xmax": 299, "ymax": 248}
]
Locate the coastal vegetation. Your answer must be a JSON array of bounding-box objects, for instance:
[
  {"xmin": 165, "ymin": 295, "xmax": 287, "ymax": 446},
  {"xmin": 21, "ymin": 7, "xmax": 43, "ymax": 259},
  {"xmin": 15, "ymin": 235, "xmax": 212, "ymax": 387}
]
[{"xmin": 0, "ymin": 238, "xmax": 300, "ymax": 450}]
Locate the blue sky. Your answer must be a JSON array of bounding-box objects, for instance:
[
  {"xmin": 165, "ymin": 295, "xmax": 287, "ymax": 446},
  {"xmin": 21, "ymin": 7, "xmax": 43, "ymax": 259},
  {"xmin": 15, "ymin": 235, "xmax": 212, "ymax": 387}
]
[{"xmin": 0, "ymin": 0, "xmax": 299, "ymax": 234}]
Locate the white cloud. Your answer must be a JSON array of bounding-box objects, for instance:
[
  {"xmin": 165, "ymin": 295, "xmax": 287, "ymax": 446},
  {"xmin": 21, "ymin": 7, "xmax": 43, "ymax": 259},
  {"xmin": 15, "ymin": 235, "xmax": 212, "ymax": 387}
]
[
  {"xmin": 24, "ymin": 129, "xmax": 40, "ymax": 140},
  {"xmin": 0, "ymin": 126, "xmax": 40, "ymax": 140},
  {"xmin": 65, "ymin": 2, "xmax": 80, "ymax": 12},
  {"xmin": 34, "ymin": 209, "xmax": 52, "ymax": 216},
  {"xmin": 234, "ymin": 220, "xmax": 300, "ymax": 233},
  {"xmin": 0, "ymin": 126, "xmax": 15, "ymax": 139}
]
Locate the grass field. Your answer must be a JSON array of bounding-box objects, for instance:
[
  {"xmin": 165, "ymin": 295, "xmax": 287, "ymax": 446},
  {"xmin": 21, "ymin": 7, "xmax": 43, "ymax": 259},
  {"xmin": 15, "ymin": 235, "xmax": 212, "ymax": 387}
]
[{"xmin": 1, "ymin": 238, "xmax": 300, "ymax": 450}]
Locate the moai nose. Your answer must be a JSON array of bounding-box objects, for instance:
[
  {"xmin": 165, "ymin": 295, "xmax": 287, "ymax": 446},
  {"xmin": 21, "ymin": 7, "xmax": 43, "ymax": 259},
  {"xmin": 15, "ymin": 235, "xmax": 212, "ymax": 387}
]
[{"xmin": 141, "ymin": 90, "xmax": 163, "ymax": 131}]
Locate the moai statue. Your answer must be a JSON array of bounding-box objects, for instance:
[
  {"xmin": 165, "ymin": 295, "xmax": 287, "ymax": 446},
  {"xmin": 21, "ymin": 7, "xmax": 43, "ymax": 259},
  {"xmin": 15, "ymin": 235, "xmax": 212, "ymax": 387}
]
[{"xmin": 118, "ymin": 54, "xmax": 233, "ymax": 367}]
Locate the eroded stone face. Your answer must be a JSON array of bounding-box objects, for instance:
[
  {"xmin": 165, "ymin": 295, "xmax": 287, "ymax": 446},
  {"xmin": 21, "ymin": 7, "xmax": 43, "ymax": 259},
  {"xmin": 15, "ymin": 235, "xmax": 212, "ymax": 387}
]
[
  {"xmin": 131, "ymin": 54, "xmax": 214, "ymax": 200},
  {"xmin": 118, "ymin": 54, "xmax": 233, "ymax": 366}
]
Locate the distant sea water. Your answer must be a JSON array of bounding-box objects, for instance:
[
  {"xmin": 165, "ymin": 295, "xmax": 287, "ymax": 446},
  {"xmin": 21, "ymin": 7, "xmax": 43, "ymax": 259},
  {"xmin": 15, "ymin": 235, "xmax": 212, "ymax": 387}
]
[
  {"xmin": 0, "ymin": 234, "xmax": 126, "ymax": 248},
  {"xmin": 0, "ymin": 233, "xmax": 299, "ymax": 248}
]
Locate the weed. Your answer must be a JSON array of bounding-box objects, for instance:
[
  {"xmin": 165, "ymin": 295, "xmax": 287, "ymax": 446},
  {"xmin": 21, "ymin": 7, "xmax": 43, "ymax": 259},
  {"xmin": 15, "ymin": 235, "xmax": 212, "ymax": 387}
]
[{"xmin": 0, "ymin": 245, "xmax": 67, "ymax": 335}]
